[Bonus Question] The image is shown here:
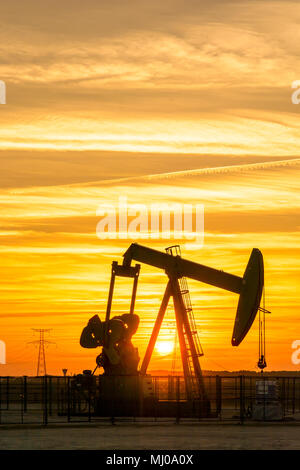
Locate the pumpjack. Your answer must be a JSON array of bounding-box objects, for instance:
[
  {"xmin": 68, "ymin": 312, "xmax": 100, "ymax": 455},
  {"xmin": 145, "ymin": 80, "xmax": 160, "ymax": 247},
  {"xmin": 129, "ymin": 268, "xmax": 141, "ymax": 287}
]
[{"xmin": 79, "ymin": 243, "xmax": 264, "ymax": 416}]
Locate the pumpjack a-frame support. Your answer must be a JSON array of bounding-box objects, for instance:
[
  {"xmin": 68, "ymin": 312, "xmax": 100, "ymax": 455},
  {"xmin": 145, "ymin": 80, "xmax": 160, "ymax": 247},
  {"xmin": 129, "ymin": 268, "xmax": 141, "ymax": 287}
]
[{"xmin": 140, "ymin": 274, "xmax": 209, "ymax": 407}]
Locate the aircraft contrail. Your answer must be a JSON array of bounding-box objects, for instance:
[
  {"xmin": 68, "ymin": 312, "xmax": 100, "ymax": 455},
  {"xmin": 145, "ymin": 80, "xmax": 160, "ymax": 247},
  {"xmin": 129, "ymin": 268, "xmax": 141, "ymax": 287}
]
[
  {"xmin": 142, "ymin": 157, "xmax": 300, "ymax": 181},
  {"xmin": 80, "ymin": 157, "xmax": 300, "ymax": 187}
]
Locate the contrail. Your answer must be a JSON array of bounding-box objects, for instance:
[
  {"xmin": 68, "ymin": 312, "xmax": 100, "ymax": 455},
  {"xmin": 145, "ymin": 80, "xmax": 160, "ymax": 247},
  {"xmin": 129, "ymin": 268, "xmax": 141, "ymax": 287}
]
[
  {"xmin": 78, "ymin": 157, "xmax": 300, "ymax": 187},
  {"xmin": 142, "ymin": 157, "xmax": 300, "ymax": 181}
]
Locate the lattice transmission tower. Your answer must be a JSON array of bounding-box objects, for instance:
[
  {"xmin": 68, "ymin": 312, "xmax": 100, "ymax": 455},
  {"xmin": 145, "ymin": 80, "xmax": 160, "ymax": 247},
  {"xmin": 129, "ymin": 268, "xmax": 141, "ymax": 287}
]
[{"xmin": 28, "ymin": 329, "xmax": 54, "ymax": 376}]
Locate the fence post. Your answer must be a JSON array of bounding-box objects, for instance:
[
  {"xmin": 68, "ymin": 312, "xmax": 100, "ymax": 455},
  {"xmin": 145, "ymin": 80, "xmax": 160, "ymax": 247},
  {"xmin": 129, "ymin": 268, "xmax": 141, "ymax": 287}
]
[
  {"xmin": 286, "ymin": 378, "xmax": 290, "ymax": 413},
  {"xmin": 67, "ymin": 377, "xmax": 71, "ymax": 422},
  {"xmin": 239, "ymin": 375, "xmax": 244, "ymax": 424},
  {"xmin": 292, "ymin": 378, "xmax": 295, "ymax": 415},
  {"xmin": 250, "ymin": 376, "xmax": 253, "ymax": 412},
  {"xmin": 176, "ymin": 376, "xmax": 180, "ymax": 424},
  {"xmin": 48, "ymin": 376, "xmax": 52, "ymax": 416},
  {"xmin": 153, "ymin": 377, "xmax": 157, "ymax": 422},
  {"xmin": 43, "ymin": 376, "xmax": 48, "ymax": 425},
  {"xmin": 216, "ymin": 375, "xmax": 222, "ymax": 418},
  {"xmin": 111, "ymin": 376, "xmax": 115, "ymax": 425},
  {"xmin": 133, "ymin": 375, "xmax": 138, "ymax": 422},
  {"xmin": 57, "ymin": 377, "xmax": 61, "ymax": 416},
  {"xmin": 263, "ymin": 376, "xmax": 266, "ymax": 421},
  {"xmin": 6, "ymin": 377, "xmax": 9, "ymax": 410},
  {"xmin": 20, "ymin": 396, "xmax": 24, "ymax": 424},
  {"xmin": 234, "ymin": 377, "xmax": 238, "ymax": 410},
  {"xmin": 138, "ymin": 375, "xmax": 145, "ymax": 420},
  {"xmin": 281, "ymin": 378, "xmax": 286, "ymax": 419},
  {"xmin": 88, "ymin": 383, "xmax": 91, "ymax": 423},
  {"xmin": 23, "ymin": 376, "xmax": 27, "ymax": 413},
  {"xmin": 20, "ymin": 386, "xmax": 24, "ymax": 425}
]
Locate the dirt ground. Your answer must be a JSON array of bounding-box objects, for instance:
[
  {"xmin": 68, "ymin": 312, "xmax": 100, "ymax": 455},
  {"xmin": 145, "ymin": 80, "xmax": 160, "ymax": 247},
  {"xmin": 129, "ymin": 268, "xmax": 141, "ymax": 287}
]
[{"xmin": 0, "ymin": 423, "xmax": 300, "ymax": 450}]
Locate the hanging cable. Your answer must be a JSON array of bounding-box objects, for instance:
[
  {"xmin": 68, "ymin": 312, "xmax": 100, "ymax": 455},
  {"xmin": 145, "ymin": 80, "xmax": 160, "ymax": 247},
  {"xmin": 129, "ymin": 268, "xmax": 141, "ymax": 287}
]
[
  {"xmin": 171, "ymin": 327, "xmax": 177, "ymax": 376},
  {"xmin": 257, "ymin": 286, "xmax": 271, "ymax": 373}
]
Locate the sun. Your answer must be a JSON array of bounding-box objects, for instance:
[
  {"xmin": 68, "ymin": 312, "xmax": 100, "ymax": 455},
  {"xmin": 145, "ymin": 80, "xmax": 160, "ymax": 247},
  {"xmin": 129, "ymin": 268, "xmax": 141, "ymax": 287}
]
[{"xmin": 155, "ymin": 340, "xmax": 174, "ymax": 355}]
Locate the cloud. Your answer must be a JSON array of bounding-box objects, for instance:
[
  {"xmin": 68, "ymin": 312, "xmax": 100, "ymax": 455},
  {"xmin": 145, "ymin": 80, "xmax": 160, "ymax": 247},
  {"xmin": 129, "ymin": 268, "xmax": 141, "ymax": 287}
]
[{"xmin": 1, "ymin": 0, "xmax": 300, "ymax": 156}]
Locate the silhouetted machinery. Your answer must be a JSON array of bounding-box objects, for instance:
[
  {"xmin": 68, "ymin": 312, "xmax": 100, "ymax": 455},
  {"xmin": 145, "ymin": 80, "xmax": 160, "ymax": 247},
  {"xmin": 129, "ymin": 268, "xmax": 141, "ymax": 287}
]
[{"xmin": 79, "ymin": 243, "xmax": 264, "ymax": 417}]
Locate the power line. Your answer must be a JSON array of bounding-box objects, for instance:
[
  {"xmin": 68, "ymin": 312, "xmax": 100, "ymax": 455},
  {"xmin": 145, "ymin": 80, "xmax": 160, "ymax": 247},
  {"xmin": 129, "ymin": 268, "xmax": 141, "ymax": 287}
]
[{"xmin": 28, "ymin": 329, "xmax": 55, "ymax": 376}]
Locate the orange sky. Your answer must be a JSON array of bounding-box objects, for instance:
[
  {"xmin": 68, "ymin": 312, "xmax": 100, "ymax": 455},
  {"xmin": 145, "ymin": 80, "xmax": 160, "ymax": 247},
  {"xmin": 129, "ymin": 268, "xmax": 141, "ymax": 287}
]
[{"xmin": 0, "ymin": 0, "xmax": 299, "ymax": 375}]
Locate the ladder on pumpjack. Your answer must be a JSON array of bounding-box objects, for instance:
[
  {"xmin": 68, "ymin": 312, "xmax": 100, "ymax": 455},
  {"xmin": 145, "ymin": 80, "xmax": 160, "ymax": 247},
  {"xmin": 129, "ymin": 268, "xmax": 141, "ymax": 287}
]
[{"xmin": 166, "ymin": 245, "xmax": 204, "ymax": 399}]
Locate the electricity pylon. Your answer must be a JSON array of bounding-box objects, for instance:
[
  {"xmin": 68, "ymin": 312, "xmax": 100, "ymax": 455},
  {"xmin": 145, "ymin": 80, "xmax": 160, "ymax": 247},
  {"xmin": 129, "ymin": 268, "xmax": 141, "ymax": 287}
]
[{"xmin": 28, "ymin": 329, "xmax": 54, "ymax": 376}]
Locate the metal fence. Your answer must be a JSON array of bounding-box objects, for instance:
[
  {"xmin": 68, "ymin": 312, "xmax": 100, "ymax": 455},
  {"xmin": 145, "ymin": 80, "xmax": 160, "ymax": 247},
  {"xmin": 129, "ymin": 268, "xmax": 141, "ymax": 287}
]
[{"xmin": 0, "ymin": 375, "xmax": 299, "ymax": 425}]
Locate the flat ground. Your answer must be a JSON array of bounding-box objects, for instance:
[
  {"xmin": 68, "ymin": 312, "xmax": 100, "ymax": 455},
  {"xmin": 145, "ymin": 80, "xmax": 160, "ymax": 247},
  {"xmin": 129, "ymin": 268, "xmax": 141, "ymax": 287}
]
[{"xmin": 0, "ymin": 423, "xmax": 300, "ymax": 450}]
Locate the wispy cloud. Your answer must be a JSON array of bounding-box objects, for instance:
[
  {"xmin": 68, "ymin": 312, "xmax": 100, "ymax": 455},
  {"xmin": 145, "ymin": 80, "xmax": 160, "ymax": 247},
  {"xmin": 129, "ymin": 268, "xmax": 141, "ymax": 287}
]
[{"xmin": 1, "ymin": 1, "xmax": 300, "ymax": 155}]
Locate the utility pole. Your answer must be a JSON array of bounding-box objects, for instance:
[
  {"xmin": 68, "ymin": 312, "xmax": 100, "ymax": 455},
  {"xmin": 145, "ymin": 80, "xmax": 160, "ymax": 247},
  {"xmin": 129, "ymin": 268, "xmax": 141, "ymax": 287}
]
[{"xmin": 28, "ymin": 329, "xmax": 54, "ymax": 376}]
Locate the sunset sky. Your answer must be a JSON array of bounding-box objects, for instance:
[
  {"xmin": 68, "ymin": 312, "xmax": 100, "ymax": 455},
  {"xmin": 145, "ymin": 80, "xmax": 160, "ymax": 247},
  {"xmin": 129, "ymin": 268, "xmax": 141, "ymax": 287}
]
[{"xmin": 0, "ymin": 0, "xmax": 299, "ymax": 376}]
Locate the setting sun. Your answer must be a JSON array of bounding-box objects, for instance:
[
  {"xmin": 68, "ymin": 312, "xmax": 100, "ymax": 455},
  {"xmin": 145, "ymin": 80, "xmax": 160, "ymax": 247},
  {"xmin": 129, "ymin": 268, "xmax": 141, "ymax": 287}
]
[{"xmin": 155, "ymin": 340, "xmax": 174, "ymax": 356}]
